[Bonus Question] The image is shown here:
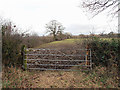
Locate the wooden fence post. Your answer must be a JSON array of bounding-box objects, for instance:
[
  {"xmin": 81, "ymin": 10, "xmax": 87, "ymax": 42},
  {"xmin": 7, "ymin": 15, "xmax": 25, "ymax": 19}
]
[{"xmin": 21, "ymin": 45, "xmax": 27, "ymax": 70}]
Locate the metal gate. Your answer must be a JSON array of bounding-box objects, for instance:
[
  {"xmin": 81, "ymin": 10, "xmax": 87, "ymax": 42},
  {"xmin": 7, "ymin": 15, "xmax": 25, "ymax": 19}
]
[{"xmin": 23, "ymin": 48, "xmax": 92, "ymax": 71}]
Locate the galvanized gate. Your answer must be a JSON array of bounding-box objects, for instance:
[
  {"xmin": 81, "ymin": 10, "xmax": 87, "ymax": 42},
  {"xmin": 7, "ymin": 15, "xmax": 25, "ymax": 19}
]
[{"xmin": 23, "ymin": 48, "xmax": 92, "ymax": 71}]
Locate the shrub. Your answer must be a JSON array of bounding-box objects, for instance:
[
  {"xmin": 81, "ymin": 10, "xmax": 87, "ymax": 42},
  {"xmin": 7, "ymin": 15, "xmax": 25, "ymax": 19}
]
[
  {"xmin": 23, "ymin": 35, "xmax": 54, "ymax": 48},
  {"xmin": 83, "ymin": 37, "xmax": 120, "ymax": 69},
  {"xmin": 1, "ymin": 21, "xmax": 55, "ymax": 67},
  {"xmin": 2, "ymin": 22, "xmax": 23, "ymax": 67}
]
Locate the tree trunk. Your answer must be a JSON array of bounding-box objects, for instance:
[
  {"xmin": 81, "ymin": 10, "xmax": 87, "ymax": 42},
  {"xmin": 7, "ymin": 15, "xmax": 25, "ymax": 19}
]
[{"xmin": 53, "ymin": 34, "xmax": 57, "ymax": 41}]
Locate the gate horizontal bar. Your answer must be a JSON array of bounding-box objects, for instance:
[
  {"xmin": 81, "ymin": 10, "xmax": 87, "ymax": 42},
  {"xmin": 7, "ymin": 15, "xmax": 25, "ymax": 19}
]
[
  {"xmin": 28, "ymin": 68, "xmax": 75, "ymax": 71},
  {"xmin": 27, "ymin": 63, "xmax": 91, "ymax": 67},
  {"xmin": 25, "ymin": 59, "xmax": 87, "ymax": 61},
  {"xmin": 25, "ymin": 54, "xmax": 88, "ymax": 56},
  {"xmin": 26, "ymin": 48, "xmax": 91, "ymax": 51},
  {"xmin": 27, "ymin": 68, "xmax": 90, "ymax": 71}
]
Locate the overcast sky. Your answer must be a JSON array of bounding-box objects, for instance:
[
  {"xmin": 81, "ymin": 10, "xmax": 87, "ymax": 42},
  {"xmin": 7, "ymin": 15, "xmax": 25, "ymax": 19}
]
[{"xmin": 0, "ymin": 0, "xmax": 118, "ymax": 36}]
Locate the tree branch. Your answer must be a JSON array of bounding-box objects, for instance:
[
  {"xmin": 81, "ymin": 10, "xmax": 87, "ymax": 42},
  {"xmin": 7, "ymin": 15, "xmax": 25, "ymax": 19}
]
[{"xmin": 81, "ymin": 0, "xmax": 118, "ymax": 18}]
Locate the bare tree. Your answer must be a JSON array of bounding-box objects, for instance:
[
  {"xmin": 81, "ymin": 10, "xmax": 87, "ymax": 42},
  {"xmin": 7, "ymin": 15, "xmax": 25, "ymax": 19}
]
[
  {"xmin": 45, "ymin": 20, "xmax": 65, "ymax": 41},
  {"xmin": 81, "ymin": 0, "xmax": 119, "ymax": 18}
]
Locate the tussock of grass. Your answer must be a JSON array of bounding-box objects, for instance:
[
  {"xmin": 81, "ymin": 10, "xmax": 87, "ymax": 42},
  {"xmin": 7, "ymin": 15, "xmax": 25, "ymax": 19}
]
[{"xmin": 2, "ymin": 66, "xmax": 33, "ymax": 88}]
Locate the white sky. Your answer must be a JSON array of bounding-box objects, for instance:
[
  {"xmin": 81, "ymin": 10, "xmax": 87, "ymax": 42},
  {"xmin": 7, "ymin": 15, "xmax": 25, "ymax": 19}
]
[{"xmin": 0, "ymin": 0, "xmax": 118, "ymax": 36}]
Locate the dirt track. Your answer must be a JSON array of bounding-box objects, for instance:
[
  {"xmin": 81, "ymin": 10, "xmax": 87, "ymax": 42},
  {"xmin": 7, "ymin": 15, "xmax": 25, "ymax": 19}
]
[{"xmin": 26, "ymin": 71, "xmax": 85, "ymax": 88}]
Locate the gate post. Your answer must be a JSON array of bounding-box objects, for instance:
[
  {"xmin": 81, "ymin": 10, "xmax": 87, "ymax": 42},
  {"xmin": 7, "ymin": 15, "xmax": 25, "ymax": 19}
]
[
  {"xmin": 86, "ymin": 45, "xmax": 89, "ymax": 66},
  {"xmin": 21, "ymin": 45, "xmax": 27, "ymax": 70}
]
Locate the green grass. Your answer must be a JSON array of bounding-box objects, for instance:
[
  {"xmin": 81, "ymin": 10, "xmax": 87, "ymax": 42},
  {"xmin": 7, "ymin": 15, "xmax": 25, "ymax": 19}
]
[
  {"xmin": 36, "ymin": 39, "xmax": 82, "ymax": 48},
  {"xmin": 100, "ymin": 38, "xmax": 118, "ymax": 41},
  {"xmin": 36, "ymin": 37, "xmax": 119, "ymax": 49},
  {"xmin": 49, "ymin": 39, "xmax": 82, "ymax": 45}
]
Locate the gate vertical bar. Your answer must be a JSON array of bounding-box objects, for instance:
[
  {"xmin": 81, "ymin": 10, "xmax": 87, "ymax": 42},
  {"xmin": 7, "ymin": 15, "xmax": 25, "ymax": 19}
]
[
  {"xmin": 90, "ymin": 49, "xmax": 92, "ymax": 70},
  {"xmin": 86, "ymin": 50, "xmax": 88, "ymax": 65},
  {"xmin": 86, "ymin": 45, "xmax": 89, "ymax": 66}
]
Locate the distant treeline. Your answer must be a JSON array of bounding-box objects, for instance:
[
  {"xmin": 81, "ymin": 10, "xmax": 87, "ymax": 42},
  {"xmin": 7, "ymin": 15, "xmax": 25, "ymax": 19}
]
[{"xmin": 73, "ymin": 32, "xmax": 119, "ymax": 39}]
